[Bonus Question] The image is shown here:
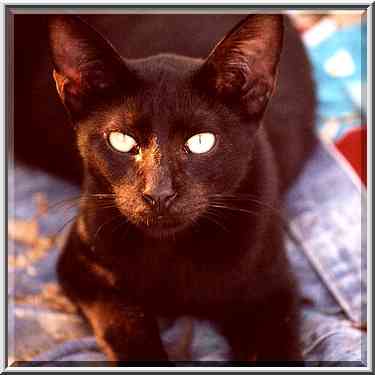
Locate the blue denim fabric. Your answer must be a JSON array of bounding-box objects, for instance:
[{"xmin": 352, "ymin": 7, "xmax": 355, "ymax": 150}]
[
  {"xmin": 8, "ymin": 140, "xmax": 366, "ymax": 366},
  {"xmin": 285, "ymin": 141, "xmax": 366, "ymax": 366}
]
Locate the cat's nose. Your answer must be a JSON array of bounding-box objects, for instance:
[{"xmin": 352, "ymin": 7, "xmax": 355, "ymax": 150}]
[{"xmin": 142, "ymin": 190, "xmax": 177, "ymax": 210}]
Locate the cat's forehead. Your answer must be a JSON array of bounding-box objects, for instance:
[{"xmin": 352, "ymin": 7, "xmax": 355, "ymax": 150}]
[
  {"xmin": 130, "ymin": 53, "xmax": 202, "ymax": 80},
  {"xmin": 103, "ymin": 95, "xmax": 217, "ymax": 135},
  {"xmin": 93, "ymin": 55, "xmax": 226, "ymax": 138}
]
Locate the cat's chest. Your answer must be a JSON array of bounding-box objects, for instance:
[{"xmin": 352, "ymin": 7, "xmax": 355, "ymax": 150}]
[{"xmin": 111, "ymin": 240, "xmax": 254, "ymax": 314}]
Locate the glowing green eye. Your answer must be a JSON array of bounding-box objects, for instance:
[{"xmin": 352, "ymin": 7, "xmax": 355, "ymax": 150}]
[
  {"xmin": 186, "ymin": 133, "xmax": 216, "ymax": 154},
  {"xmin": 108, "ymin": 132, "xmax": 137, "ymax": 153}
]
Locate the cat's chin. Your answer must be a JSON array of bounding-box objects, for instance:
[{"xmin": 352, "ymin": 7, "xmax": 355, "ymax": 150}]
[{"xmin": 138, "ymin": 221, "xmax": 190, "ymax": 239}]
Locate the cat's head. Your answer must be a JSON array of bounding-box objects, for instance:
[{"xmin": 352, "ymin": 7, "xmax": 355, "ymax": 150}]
[{"xmin": 48, "ymin": 14, "xmax": 283, "ymax": 237}]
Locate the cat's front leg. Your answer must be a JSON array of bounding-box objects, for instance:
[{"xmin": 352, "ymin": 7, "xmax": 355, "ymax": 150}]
[
  {"xmin": 79, "ymin": 299, "xmax": 169, "ymax": 365},
  {"xmin": 218, "ymin": 289, "xmax": 302, "ymax": 365},
  {"xmin": 57, "ymin": 231, "xmax": 169, "ymax": 365}
]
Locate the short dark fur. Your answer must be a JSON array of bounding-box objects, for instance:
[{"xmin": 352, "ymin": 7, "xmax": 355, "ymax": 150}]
[{"xmin": 14, "ymin": 14, "xmax": 317, "ymax": 365}]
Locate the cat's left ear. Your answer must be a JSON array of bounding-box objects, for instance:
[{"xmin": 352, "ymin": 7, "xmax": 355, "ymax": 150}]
[
  {"xmin": 196, "ymin": 14, "xmax": 284, "ymax": 118},
  {"xmin": 48, "ymin": 15, "xmax": 134, "ymax": 117}
]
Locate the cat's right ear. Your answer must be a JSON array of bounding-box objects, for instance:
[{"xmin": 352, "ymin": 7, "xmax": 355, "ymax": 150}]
[
  {"xmin": 194, "ymin": 15, "xmax": 284, "ymax": 120},
  {"xmin": 48, "ymin": 15, "xmax": 134, "ymax": 118}
]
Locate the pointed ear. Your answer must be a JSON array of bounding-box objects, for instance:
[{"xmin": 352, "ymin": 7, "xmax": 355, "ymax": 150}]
[
  {"xmin": 48, "ymin": 15, "xmax": 133, "ymax": 116},
  {"xmin": 196, "ymin": 15, "xmax": 284, "ymax": 118}
]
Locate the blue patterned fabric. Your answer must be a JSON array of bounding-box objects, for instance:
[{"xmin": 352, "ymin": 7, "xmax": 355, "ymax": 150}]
[
  {"xmin": 8, "ymin": 139, "xmax": 366, "ymax": 367},
  {"xmin": 303, "ymin": 19, "xmax": 366, "ymax": 141}
]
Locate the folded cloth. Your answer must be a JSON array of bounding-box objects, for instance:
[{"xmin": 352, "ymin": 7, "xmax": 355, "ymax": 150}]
[{"xmin": 8, "ymin": 139, "xmax": 366, "ymax": 367}]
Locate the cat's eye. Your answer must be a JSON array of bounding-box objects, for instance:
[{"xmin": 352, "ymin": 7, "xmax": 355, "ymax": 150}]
[
  {"xmin": 185, "ymin": 133, "xmax": 216, "ymax": 154},
  {"xmin": 108, "ymin": 132, "xmax": 138, "ymax": 153}
]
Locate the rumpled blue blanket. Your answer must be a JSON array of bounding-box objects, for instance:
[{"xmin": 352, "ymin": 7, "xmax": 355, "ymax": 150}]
[{"xmin": 8, "ymin": 139, "xmax": 366, "ymax": 367}]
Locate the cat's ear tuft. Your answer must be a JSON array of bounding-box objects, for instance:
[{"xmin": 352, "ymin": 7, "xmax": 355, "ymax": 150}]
[
  {"xmin": 196, "ymin": 14, "xmax": 284, "ymax": 118},
  {"xmin": 48, "ymin": 15, "xmax": 132, "ymax": 116}
]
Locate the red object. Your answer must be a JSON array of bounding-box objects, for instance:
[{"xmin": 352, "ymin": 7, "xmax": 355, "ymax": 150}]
[{"xmin": 335, "ymin": 127, "xmax": 367, "ymax": 186}]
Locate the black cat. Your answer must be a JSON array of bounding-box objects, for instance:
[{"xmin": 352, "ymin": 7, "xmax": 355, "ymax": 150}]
[{"xmin": 14, "ymin": 14, "xmax": 316, "ymax": 365}]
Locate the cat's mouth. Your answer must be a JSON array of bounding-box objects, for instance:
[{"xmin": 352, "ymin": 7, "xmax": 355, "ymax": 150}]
[{"xmin": 139, "ymin": 214, "xmax": 190, "ymax": 238}]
